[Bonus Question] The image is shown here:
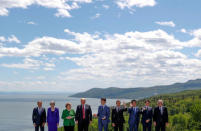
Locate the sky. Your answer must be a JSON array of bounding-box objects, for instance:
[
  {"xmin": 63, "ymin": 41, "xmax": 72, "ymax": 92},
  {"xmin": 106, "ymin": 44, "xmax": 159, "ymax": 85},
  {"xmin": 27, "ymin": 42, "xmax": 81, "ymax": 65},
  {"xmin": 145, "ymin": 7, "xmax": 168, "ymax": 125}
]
[{"xmin": 0, "ymin": 0, "xmax": 201, "ymax": 92}]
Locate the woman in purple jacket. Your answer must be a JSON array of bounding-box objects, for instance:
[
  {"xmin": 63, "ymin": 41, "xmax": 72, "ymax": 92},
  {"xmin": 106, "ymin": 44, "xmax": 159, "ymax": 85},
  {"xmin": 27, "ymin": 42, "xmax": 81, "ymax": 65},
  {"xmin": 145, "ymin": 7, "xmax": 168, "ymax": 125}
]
[{"xmin": 47, "ymin": 101, "xmax": 60, "ymax": 131}]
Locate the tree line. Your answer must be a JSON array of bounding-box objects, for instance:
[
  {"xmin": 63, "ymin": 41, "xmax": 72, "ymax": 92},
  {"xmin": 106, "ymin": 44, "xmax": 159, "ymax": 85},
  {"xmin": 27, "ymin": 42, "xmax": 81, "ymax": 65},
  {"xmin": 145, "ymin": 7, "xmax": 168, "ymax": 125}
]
[{"xmin": 58, "ymin": 89, "xmax": 201, "ymax": 131}]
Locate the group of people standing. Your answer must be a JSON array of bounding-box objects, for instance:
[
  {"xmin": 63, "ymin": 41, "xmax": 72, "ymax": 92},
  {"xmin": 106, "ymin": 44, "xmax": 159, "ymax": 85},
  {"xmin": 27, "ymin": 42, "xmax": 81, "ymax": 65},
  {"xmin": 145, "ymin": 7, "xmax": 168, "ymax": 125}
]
[{"xmin": 32, "ymin": 98, "xmax": 168, "ymax": 131}]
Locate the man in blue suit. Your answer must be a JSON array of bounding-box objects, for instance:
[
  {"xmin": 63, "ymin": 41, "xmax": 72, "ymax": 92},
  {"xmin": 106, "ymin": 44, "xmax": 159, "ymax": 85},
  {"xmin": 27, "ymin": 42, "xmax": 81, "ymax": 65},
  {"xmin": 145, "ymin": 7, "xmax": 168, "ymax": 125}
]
[
  {"xmin": 97, "ymin": 98, "xmax": 110, "ymax": 131},
  {"xmin": 141, "ymin": 100, "xmax": 153, "ymax": 131},
  {"xmin": 32, "ymin": 100, "xmax": 46, "ymax": 131},
  {"xmin": 128, "ymin": 100, "xmax": 140, "ymax": 131}
]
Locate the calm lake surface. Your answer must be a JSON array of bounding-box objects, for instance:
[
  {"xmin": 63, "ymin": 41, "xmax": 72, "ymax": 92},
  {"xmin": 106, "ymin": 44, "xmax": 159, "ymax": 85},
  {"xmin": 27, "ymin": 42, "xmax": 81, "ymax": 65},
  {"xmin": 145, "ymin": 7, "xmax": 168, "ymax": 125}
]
[{"xmin": 0, "ymin": 94, "xmax": 130, "ymax": 131}]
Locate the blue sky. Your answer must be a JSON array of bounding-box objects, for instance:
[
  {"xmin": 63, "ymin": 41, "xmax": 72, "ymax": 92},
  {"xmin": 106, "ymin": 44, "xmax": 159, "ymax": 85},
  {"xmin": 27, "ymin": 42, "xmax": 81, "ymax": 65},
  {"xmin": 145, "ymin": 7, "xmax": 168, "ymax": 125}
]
[{"xmin": 0, "ymin": 0, "xmax": 201, "ymax": 92}]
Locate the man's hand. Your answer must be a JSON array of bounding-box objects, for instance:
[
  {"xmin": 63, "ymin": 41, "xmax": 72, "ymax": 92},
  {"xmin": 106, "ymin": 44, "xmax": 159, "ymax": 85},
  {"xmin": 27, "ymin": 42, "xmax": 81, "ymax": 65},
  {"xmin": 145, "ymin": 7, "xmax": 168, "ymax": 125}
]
[
  {"xmin": 75, "ymin": 121, "xmax": 78, "ymax": 124},
  {"xmin": 93, "ymin": 114, "xmax": 97, "ymax": 117},
  {"xmin": 102, "ymin": 116, "xmax": 106, "ymax": 120},
  {"xmin": 33, "ymin": 123, "xmax": 36, "ymax": 127},
  {"xmin": 146, "ymin": 119, "xmax": 150, "ymax": 123},
  {"xmin": 166, "ymin": 122, "xmax": 169, "ymax": 127},
  {"xmin": 112, "ymin": 123, "xmax": 115, "ymax": 127},
  {"xmin": 154, "ymin": 122, "xmax": 156, "ymax": 126},
  {"xmin": 46, "ymin": 123, "xmax": 48, "ymax": 127},
  {"xmin": 57, "ymin": 123, "xmax": 59, "ymax": 127},
  {"xmin": 42, "ymin": 123, "xmax": 45, "ymax": 127}
]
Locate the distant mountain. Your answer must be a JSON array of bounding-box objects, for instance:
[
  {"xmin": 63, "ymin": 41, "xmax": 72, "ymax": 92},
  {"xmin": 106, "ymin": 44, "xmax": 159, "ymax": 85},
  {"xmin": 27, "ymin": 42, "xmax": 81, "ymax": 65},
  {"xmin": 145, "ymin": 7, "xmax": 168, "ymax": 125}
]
[{"xmin": 71, "ymin": 79, "xmax": 201, "ymax": 99}]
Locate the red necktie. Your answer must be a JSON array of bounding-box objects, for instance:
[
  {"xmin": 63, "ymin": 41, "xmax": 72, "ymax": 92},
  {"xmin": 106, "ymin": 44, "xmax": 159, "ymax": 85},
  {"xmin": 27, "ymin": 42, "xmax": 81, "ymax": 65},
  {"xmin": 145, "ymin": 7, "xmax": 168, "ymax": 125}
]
[{"xmin": 82, "ymin": 105, "xmax": 85, "ymax": 119}]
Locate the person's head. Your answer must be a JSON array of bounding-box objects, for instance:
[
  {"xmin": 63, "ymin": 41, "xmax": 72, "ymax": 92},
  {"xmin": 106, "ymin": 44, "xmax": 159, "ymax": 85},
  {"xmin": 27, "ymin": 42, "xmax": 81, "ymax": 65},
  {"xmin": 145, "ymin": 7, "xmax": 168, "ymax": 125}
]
[
  {"xmin": 157, "ymin": 100, "xmax": 163, "ymax": 107},
  {"xmin": 131, "ymin": 100, "xmax": 137, "ymax": 107},
  {"xmin": 81, "ymin": 98, "xmax": 86, "ymax": 105},
  {"xmin": 116, "ymin": 100, "xmax": 121, "ymax": 107},
  {"xmin": 101, "ymin": 98, "xmax": 106, "ymax": 105},
  {"xmin": 145, "ymin": 100, "xmax": 150, "ymax": 106},
  {"xmin": 50, "ymin": 101, "xmax": 55, "ymax": 108},
  {"xmin": 65, "ymin": 103, "xmax": 71, "ymax": 110},
  {"xmin": 37, "ymin": 100, "xmax": 42, "ymax": 108}
]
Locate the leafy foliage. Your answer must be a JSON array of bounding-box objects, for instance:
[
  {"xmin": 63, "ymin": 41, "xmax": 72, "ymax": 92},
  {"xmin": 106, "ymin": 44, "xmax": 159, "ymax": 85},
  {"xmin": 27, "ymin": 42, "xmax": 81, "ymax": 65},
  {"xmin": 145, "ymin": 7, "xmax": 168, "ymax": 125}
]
[{"xmin": 59, "ymin": 90, "xmax": 201, "ymax": 131}]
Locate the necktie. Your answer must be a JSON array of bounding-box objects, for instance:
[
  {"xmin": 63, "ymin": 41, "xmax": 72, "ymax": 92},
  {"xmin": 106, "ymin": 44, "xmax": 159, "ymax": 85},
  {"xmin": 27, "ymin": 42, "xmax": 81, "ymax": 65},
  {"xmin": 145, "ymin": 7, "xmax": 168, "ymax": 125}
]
[
  {"xmin": 82, "ymin": 105, "xmax": 85, "ymax": 119},
  {"xmin": 133, "ymin": 107, "xmax": 136, "ymax": 114}
]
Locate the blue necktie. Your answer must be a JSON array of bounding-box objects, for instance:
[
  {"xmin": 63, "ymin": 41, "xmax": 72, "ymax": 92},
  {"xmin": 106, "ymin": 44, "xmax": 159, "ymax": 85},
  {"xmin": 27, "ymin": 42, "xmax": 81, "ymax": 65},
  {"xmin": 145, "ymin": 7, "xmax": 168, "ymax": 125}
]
[{"xmin": 133, "ymin": 107, "xmax": 136, "ymax": 114}]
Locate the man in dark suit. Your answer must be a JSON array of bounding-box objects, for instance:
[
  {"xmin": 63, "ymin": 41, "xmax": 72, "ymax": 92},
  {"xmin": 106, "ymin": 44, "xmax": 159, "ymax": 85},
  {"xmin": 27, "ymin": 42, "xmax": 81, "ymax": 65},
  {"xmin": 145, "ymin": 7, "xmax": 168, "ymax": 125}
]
[
  {"xmin": 97, "ymin": 98, "xmax": 110, "ymax": 131},
  {"xmin": 112, "ymin": 100, "xmax": 127, "ymax": 131},
  {"xmin": 128, "ymin": 100, "xmax": 140, "ymax": 131},
  {"xmin": 141, "ymin": 100, "xmax": 153, "ymax": 131},
  {"xmin": 32, "ymin": 100, "xmax": 46, "ymax": 131},
  {"xmin": 75, "ymin": 98, "xmax": 92, "ymax": 131},
  {"xmin": 153, "ymin": 100, "xmax": 168, "ymax": 131}
]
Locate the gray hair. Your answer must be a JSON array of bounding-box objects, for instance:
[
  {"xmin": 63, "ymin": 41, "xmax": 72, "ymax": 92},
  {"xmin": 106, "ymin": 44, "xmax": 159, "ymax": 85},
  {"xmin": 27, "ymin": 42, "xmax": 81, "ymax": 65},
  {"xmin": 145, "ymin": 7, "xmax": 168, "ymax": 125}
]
[
  {"xmin": 50, "ymin": 100, "xmax": 55, "ymax": 105},
  {"xmin": 157, "ymin": 99, "xmax": 163, "ymax": 104}
]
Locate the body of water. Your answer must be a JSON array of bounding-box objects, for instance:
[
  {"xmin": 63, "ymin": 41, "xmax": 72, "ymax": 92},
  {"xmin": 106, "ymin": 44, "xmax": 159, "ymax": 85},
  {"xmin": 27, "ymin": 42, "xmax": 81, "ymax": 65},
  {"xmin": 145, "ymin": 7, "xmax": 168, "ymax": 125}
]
[{"xmin": 0, "ymin": 94, "xmax": 130, "ymax": 131}]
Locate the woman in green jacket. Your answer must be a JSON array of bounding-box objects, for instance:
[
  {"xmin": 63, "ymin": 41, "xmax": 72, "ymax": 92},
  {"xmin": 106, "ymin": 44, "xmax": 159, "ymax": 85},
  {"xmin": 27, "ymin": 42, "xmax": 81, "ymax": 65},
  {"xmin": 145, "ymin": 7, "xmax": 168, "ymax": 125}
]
[{"xmin": 62, "ymin": 103, "xmax": 75, "ymax": 131}]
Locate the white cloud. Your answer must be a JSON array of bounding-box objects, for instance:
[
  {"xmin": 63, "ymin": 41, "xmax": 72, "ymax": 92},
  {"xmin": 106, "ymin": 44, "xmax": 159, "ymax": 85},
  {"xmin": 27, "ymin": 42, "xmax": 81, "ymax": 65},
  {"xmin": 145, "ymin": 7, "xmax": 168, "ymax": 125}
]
[
  {"xmin": 0, "ymin": 8, "xmax": 8, "ymax": 16},
  {"xmin": 195, "ymin": 49, "xmax": 201, "ymax": 57},
  {"xmin": 1, "ymin": 57, "xmax": 56, "ymax": 70},
  {"xmin": 0, "ymin": 0, "xmax": 92, "ymax": 17},
  {"xmin": 1, "ymin": 58, "xmax": 42, "ymax": 70},
  {"xmin": 186, "ymin": 28, "xmax": 201, "ymax": 47},
  {"xmin": 36, "ymin": 76, "xmax": 46, "ymax": 80},
  {"xmin": 155, "ymin": 21, "xmax": 176, "ymax": 27},
  {"xmin": 55, "ymin": 8, "xmax": 72, "ymax": 17},
  {"xmin": 91, "ymin": 13, "xmax": 101, "ymax": 19},
  {"xmin": 102, "ymin": 4, "xmax": 109, "ymax": 9},
  {"xmin": 7, "ymin": 35, "xmax": 21, "ymax": 43},
  {"xmin": 0, "ymin": 35, "xmax": 20, "ymax": 43},
  {"xmin": 0, "ymin": 0, "xmax": 34, "ymax": 16},
  {"xmin": 191, "ymin": 28, "xmax": 201, "ymax": 37},
  {"xmin": 1, "ymin": 29, "xmax": 201, "ymax": 91},
  {"xmin": 180, "ymin": 28, "xmax": 187, "ymax": 33},
  {"xmin": 116, "ymin": 0, "xmax": 156, "ymax": 9},
  {"xmin": 0, "ymin": 36, "xmax": 6, "ymax": 42},
  {"xmin": 27, "ymin": 21, "xmax": 36, "ymax": 25},
  {"xmin": 0, "ymin": 36, "xmax": 81, "ymax": 57},
  {"xmin": 0, "ymin": 80, "xmax": 59, "ymax": 92},
  {"xmin": 58, "ymin": 29, "xmax": 201, "ymax": 88}
]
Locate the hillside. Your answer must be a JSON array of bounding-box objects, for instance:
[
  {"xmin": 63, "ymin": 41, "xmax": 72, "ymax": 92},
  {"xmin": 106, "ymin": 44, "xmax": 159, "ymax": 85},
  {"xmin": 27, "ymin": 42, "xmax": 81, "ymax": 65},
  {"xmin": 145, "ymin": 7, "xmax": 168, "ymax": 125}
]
[
  {"xmin": 59, "ymin": 90, "xmax": 201, "ymax": 131},
  {"xmin": 71, "ymin": 79, "xmax": 201, "ymax": 99}
]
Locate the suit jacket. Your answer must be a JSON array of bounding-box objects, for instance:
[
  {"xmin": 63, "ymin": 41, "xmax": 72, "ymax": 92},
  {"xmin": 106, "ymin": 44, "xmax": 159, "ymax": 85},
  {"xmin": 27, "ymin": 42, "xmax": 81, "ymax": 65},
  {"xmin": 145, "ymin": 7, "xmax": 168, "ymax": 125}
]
[
  {"xmin": 97, "ymin": 105, "xmax": 110, "ymax": 125},
  {"xmin": 75, "ymin": 104, "xmax": 92, "ymax": 124},
  {"xmin": 47, "ymin": 107, "xmax": 59, "ymax": 124},
  {"xmin": 141, "ymin": 106, "xmax": 153, "ymax": 125},
  {"xmin": 62, "ymin": 109, "xmax": 75, "ymax": 126},
  {"xmin": 128, "ymin": 107, "xmax": 140, "ymax": 125},
  {"xmin": 112, "ymin": 106, "xmax": 127, "ymax": 124},
  {"xmin": 153, "ymin": 106, "xmax": 168, "ymax": 125},
  {"xmin": 32, "ymin": 107, "xmax": 46, "ymax": 125}
]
